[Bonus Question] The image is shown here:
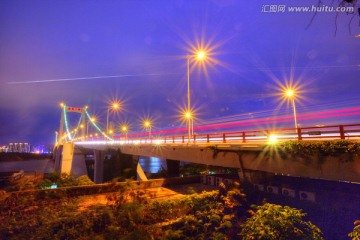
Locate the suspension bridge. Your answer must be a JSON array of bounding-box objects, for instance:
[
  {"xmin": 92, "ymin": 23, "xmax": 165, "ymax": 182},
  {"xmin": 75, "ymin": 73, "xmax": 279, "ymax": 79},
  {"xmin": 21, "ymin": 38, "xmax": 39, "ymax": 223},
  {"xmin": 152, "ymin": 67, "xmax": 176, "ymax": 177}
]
[{"xmin": 54, "ymin": 104, "xmax": 360, "ymax": 184}]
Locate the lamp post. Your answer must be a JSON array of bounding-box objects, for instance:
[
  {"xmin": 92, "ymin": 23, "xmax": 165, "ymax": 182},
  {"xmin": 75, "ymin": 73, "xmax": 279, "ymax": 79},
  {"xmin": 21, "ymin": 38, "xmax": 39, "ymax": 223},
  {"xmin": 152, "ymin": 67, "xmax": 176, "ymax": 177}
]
[
  {"xmin": 106, "ymin": 102, "xmax": 120, "ymax": 134},
  {"xmin": 121, "ymin": 125, "xmax": 128, "ymax": 142},
  {"xmin": 108, "ymin": 129, "xmax": 114, "ymax": 137},
  {"xmin": 185, "ymin": 111, "xmax": 193, "ymax": 142},
  {"xmin": 186, "ymin": 50, "xmax": 207, "ymax": 142},
  {"xmin": 144, "ymin": 120, "xmax": 151, "ymax": 138},
  {"xmin": 285, "ymin": 89, "xmax": 298, "ymax": 130},
  {"xmin": 86, "ymin": 117, "xmax": 96, "ymax": 139}
]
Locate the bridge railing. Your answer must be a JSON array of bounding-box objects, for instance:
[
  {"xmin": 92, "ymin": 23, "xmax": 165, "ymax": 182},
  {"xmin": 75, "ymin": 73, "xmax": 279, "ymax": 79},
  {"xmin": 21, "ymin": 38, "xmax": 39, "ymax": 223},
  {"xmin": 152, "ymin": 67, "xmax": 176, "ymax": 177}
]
[
  {"xmin": 166, "ymin": 124, "xmax": 360, "ymax": 144},
  {"xmin": 78, "ymin": 123, "xmax": 360, "ymax": 145}
]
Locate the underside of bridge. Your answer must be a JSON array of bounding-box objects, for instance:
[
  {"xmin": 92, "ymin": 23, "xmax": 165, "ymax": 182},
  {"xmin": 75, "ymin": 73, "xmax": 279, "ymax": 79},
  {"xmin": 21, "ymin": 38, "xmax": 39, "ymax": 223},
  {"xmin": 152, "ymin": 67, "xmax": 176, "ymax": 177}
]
[
  {"xmin": 55, "ymin": 142, "xmax": 360, "ymax": 184},
  {"xmin": 54, "ymin": 143, "xmax": 147, "ymax": 183}
]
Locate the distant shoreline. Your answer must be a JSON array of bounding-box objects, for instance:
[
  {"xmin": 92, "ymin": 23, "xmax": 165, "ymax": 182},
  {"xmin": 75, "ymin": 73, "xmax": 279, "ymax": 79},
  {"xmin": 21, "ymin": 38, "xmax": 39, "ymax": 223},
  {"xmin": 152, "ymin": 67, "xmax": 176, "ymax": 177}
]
[{"xmin": 0, "ymin": 153, "xmax": 52, "ymax": 162}]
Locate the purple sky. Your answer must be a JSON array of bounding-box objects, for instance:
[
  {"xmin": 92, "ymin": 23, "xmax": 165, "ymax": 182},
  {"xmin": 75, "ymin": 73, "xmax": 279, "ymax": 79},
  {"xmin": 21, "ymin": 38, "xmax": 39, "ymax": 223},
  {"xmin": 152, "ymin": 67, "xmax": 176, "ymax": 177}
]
[{"xmin": 0, "ymin": 0, "xmax": 359, "ymax": 145}]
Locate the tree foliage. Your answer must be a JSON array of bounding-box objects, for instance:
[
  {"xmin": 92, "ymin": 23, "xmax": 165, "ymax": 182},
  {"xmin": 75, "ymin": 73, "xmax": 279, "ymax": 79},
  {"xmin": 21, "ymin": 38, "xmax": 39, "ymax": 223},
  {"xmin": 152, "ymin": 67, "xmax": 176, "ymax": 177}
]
[
  {"xmin": 240, "ymin": 203, "xmax": 324, "ymax": 240},
  {"xmin": 0, "ymin": 181, "xmax": 328, "ymax": 239},
  {"xmin": 274, "ymin": 140, "xmax": 360, "ymax": 164},
  {"xmin": 37, "ymin": 172, "xmax": 94, "ymax": 189}
]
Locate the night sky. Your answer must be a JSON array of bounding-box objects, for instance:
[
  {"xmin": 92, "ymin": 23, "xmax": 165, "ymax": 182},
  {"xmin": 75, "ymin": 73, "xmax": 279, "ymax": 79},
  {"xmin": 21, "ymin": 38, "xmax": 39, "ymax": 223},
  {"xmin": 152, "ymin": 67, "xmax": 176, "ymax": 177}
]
[{"xmin": 0, "ymin": 0, "xmax": 359, "ymax": 145}]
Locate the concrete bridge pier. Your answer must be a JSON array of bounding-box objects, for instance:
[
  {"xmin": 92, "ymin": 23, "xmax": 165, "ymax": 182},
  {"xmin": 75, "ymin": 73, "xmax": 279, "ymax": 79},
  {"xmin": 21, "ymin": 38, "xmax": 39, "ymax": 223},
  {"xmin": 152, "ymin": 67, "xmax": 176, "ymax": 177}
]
[
  {"xmin": 94, "ymin": 150, "xmax": 105, "ymax": 184},
  {"xmin": 166, "ymin": 159, "xmax": 180, "ymax": 177},
  {"xmin": 55, "ymin": 143, "xmax": 87, "ymax": 178},
  {"xmin": 93, "ymin": 149, "xmax": 148, "ymax": 183},
  {"xmin": 53, "ymin": 145, "xmax": 63, "ymax": 172},
  {"xmin": 110, "ymin": 149, "xmax": 138, "ymax": 181}
]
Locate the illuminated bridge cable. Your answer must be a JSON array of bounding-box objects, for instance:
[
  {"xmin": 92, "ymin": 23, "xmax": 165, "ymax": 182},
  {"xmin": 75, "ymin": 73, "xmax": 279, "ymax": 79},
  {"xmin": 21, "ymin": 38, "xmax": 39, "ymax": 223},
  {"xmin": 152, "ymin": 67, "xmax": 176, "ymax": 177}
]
[
  {"xmin": 84, "ymin": 108, "xmax": 113, "ymax": 140},
  {"xmin": 72, "ymin": 114, "xmax": 84, "ymax": 140}
]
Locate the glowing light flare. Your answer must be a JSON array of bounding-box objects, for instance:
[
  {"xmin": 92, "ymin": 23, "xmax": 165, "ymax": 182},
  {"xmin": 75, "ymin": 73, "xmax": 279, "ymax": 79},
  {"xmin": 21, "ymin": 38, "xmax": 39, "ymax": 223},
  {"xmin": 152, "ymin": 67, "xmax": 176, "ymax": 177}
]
[
  {"xmin": 183, "ymin": 37, "xmax": 223, "ymax": 80},
  {"xmin": 196, "ymin": 50, "xmax": 206, "ymax": 61},
  {"xmin": 143, "ymin": 120, "xmax": 152, "ymax": 129},
  {"xmin": 112, "ymin": 102, "xmax": 120, "ymax": 109},
  {"xmin": 176, "ymin": 105, "xmax": 200, "ymax": 127},
  {"xmin": 268, "ymin": 135, "xmax": 278, "ymax": 144},
  {"xmin": 106, "ymin": 97, "xmax": 125, "ymax": 114},
  {"xmin": 272, "ymin": 78, "xmax": 309, "ymax": 113},
  {"xmin": 285, "ymin": 89, "xmax": 295, "ymax": 98},
  {"xmin": 120, "ymin": 124, "xmax": 129, "ymax": 133}
]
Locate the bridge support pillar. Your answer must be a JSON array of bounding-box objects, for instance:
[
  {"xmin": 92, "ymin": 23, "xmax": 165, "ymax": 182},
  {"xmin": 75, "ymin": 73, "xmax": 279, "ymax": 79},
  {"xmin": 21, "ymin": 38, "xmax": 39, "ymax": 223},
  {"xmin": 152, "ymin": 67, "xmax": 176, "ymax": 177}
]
[
  {"xmin": 54, "ymin": 145, "xmax": 63, "ymax": 172},
  {"xmin": 137, "ymin": 160, "xmax": 148, "ymax": 181},
  {"xmin": 105, "ymin": 149, "xmax": 138, "ymax": 182},
  {"xmin": 94, "ymin": 150, "xmax": 105, "ymax": 184},
  {"xmin": 166, "ymin": 159, "xmax": 180, "ymax": 178},
  {"xmin": 61, "ymin": 143, "xmax": 75, "ymax": 174},
  {"xmin": 71, "ymin": 149, "xmax": 87, "ymax": 178}
]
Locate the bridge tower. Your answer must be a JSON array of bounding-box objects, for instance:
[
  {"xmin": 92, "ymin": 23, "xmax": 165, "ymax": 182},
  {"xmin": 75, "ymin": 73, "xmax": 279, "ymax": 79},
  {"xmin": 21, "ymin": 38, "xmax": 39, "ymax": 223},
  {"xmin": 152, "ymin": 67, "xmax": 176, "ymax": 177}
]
[{"xmin": 58, "ymin": 103, "xmax": 86, "ymax": 144}]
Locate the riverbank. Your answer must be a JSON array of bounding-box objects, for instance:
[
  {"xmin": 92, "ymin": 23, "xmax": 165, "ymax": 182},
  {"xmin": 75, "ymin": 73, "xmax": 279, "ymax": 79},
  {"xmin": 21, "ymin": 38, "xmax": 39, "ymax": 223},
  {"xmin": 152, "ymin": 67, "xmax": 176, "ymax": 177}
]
[
  {"xmin": 0, "ymin": 152, "xmax": 52, "ymax": 162},
  {"xmin": 0, "ymin": 158, "xmax": 54, "ymax": 173}
]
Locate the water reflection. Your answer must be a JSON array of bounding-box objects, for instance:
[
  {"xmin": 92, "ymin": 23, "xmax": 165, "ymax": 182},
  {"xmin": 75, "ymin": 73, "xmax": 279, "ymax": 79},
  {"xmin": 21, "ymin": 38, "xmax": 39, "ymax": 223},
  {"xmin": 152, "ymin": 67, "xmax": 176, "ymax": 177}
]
[{"xmin": 138, "ymin": 156, "xmax": 167, "ymax": 173}]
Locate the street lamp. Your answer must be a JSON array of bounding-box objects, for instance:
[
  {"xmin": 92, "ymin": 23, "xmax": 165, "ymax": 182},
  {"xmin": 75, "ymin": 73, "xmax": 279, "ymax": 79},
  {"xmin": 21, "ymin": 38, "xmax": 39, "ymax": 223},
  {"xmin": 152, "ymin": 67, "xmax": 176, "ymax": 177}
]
[
  {"xmin": 285, "ymin": 89, "xmax": 298, "ymax": 130},
  {"xmin": 108, "ymin": 129, "xmax": 114, "ymax": 136},
  {"xmin": 143, "ymin": 120, "xmax": 152, "ymax": 138},
  {"xmin": 185, "ymin": 111, "xmax": 194, "ymax": 138},
  {"xmin": 86, "ymin": 117, "xmax": 96, "ymax": 138},
  {"xmin": 121, "ymin": 125, "xmax": 128, "ymax": 142},
  {"xmin": 106, "ymin": 102, "xmax": 120, "ymax": 134},
  {"xmin": 186, "ymin": 50, "xmax": 207, "ymax": 142}
]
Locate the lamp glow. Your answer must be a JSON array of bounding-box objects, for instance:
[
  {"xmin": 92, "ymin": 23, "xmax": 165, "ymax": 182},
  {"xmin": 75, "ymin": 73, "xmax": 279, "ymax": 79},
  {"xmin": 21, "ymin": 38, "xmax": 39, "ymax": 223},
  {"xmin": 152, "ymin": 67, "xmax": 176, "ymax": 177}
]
[
  {"xmin": 285, "ymin": 89, "xmax": 294, "ymax": 97},
  {"xmin": 269, "ymin": 135, "xmax": 278, "ymax": 144},
  {"xmin": 196, "ymin": 50, "xmax": 206, "ymax": 61},
  {"xmin": 283, "ymin": 88, "xmax": 298, "ymax": 130},
  {"xmin": 106, "ymin": 101, "xmax": 121, "ymax": 134}
]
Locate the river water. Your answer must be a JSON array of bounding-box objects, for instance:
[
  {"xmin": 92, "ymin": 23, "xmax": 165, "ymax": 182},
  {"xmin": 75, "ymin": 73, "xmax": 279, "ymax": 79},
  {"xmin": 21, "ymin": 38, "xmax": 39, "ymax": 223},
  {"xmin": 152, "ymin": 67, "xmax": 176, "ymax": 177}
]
[
  {"xmin": 138, "ymin": 156, "xmax": 166, "ymax": 173},
  {"xmin": 0, "ymin": 159, "xmax": 54, "ymax": 173},
  {"xmin": 0, "ymin": 157, "xmax": 166, "ymax": 175}
]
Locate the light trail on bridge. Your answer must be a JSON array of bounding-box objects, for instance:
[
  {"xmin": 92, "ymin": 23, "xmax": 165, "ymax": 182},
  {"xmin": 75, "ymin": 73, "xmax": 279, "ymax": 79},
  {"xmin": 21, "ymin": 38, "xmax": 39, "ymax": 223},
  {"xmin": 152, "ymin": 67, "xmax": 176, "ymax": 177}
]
[{"xmin": 121, "ymin": 106, "xmax": 360, "ymax": 138}]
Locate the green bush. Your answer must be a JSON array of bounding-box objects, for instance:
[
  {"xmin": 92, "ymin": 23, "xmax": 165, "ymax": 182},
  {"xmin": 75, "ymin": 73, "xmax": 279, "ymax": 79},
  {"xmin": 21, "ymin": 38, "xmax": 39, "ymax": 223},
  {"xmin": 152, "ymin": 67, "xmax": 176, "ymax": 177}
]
[
  {"xmin": 239, "ymin": 203, "xmax": 324, "ymax": 240},
  {"xmin": 37, "ymin": 172, "xmax": 95, "ymax": 189},
  {"xmin": 77, "ymin": 175, "xmax": 95, "ymax": 186},
  {"xmin": 37, "ymin": 179, "xmax": 53, "ymax": 189}
]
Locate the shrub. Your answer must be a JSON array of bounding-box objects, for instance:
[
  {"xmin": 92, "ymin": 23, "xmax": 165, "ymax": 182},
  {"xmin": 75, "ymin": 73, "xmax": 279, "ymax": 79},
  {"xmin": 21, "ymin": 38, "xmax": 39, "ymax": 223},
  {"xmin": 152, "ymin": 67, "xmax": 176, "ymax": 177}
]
[
  {"xmin": 77, "ymin": 175, "xmax": 95, "ymax": 186},
  {"xmin": 239, "ymin": 203, "xmax": 324, "ymax": 240},
  {"xmin": 37, "ymin": 172, "xmax": 94, "ymax": 189},
  {"xmin": 37, "ymin": 179, "xmax": 53, "ymax": 189}
]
